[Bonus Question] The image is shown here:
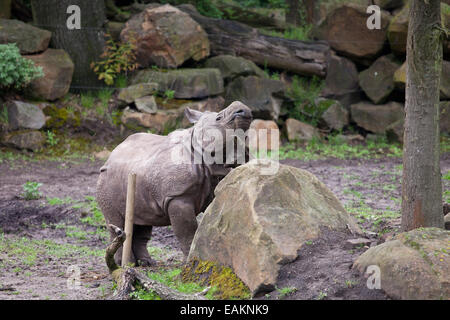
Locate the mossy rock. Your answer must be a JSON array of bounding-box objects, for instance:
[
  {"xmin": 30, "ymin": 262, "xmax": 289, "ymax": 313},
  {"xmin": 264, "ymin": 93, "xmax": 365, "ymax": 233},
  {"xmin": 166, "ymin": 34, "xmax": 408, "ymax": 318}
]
[
  {"xmin": 182, "ymin": 258, "xmax": 251, "ymax": 300},
  {"xmin": 43, "ymin": 104, "xmax": 81, "ymax": 129},
  {"xmin": 353, "ymin": 227, "xmax": 450, "ymax": 300}
]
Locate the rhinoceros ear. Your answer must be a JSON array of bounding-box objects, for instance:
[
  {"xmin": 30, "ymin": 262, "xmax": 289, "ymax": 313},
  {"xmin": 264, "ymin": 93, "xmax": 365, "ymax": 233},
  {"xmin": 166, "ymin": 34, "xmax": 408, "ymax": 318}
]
[{"xmin": 184, "ymin": 108, "xmax": 204, "ymax": 124}]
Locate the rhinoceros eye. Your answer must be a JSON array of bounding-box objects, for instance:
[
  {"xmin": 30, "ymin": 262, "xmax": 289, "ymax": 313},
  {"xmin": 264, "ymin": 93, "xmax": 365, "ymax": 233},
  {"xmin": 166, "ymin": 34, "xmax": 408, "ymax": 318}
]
[{"xmin": 216, "ymin": 115, "xmax": 222, "ymax": 121}]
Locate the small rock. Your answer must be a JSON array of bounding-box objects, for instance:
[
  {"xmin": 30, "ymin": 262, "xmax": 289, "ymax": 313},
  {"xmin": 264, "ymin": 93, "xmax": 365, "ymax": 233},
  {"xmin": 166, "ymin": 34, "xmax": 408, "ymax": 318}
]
[
  {"xmin": 2, "ymin": 130, "xmax": 45, "ymax": 151},
  {"xmin": 117, "ymin": 83, "xmax": 159, "ymax": 105},
  {"xmin": 358, "ymin": 54, "xmax": 401, "ymax": 104},
  {"xmin": 225, "ymin": 76, "xmax": 285, "ymax": 120},
  {"xmin": 132, "ymin": 68, "xmax": 224, "ymax": 100},
  {"xmin": 285, "ymin": 118, "xmax": 319, "ymax": 142},
  {"xmin": 344, "ymin": 238, "xmax": 372, "ymax": 249},
  {"xmin": 248, "ymin": 119, "xmax": 280, "ymax": 151},
  {"xmin": 320, "ymin": 101, "xmax": 349, "ymax": 130},
  {"xmin": 350, "ymin": 101, "xmax": 404, "ymax": 134},
  {"xmin": 7, "ymin": 101, "xmax": 46, "ymax": 130},
  {"xmin": 135, "ymin": 96, "xmax": 158, "ymax": 114},
  {"xmin": 335, "ymin": 134, "xmax": 365, "ymax": 144},
  {"xmin": 204, "ymin": 55, "xmax": 266, "ymax": 82}
]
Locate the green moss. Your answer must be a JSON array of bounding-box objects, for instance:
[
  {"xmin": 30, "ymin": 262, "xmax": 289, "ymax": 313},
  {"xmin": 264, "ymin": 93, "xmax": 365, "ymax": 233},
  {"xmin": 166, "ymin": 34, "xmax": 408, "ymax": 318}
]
[
  {"xmin": 182, "ymin": 259, "xmax": 251, "ymax": 300},
  {"xmin": 43, "ymin": 104, "xmax": 81, "ymax": 129}
]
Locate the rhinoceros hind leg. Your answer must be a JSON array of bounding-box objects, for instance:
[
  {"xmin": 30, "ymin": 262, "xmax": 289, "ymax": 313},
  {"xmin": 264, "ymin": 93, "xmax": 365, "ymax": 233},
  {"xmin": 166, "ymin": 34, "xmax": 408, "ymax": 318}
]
[{"xmin": 132, "ymin": 225, "xmax": 156, "ymax": 266}]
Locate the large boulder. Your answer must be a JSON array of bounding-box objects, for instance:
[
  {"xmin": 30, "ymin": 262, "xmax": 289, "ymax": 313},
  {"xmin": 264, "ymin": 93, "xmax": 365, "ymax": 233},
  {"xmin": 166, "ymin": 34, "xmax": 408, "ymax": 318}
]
[
  {"xmin": 120, "ymin": 4, "xmax": 210, "ymax": 68},
  {"xmin": 6, "ymin": 101, "xmax": 46, "ymax": 130},
  {"xmin": 314, "ymin": 4, "xmax": 391, "ymax": 61},
  {"xmin": 321, "ymin": 52, "xmax": 361, "ymax": 108},
  {"xmin": 388, "ymin": 2, "xmax": 450, "ymax": 56},
  {"xmin": 204, "ymin": 55, "xmax": 266, "ymax": 83},
  {"xmin": 285, "ymin": 118, "xmax": 320, "ymax": 142},
  {"xmin": 353, "ymin": 228, "xmax": 450, "ymax": 300},
  {"xmin": 225, "ymin": 76, "xmax": 285, "ymax": 120},
  {"xmin": 0, "ymin": 19, "xmax": 51, "ymax": 54},
  {"xmin": 393, "ymin": 60, "xmax": 450, "ymax": 99},
  {"xmin": 189, "ymin": 160, "xmax": 361, "ymax": 295},
  {"xmin": 320, "ymin": 101, "xmax": 350, "ymax": 131},
  {"xmin": 359, "ymin": 54, "xmax": 402, "ymax": 104},
  {"xmin": 1, "ymin": 130, "xmax": 45, "ymax": 151},
  {"xmin": 350, "ymin": 101, "xmax": 404, "ymax": 134},
  {"xmin": 132, "ymin": 68, "xmax": 224, "ymax": 99},
  {"xmin": 24, "ymin": 49, "xmax": 74, "ymax": 101}
]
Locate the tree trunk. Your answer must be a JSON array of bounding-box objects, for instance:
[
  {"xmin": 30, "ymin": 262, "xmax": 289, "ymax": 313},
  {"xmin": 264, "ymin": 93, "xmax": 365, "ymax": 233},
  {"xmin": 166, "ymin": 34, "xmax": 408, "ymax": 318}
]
[
  {"xmin": 401, "ymin": 0, "xmax": 444, "ymax": 231},
  {"xmin": 30, "ymin": 0, "xmax": 106, "ymax": 91},
  {"xmin": 286, "ymin": 0, "xmax": 300, "ymax": 26},
  {"xmin": 178, "ymin": 4, "xmax": 329, "ymax": 77},
  {"xmin": 0, "ymin": 0, "xmax": 12, "ymax": 19}
]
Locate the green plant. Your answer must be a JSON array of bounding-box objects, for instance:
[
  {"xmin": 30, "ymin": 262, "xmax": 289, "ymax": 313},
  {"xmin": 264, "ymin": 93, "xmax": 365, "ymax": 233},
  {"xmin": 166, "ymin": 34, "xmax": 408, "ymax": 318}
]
[
  {"xmin": 0, "ymin": 43, "xmax": 43, "ymax": 89},
  {"xmin": 22, "ymin": 181, "xmax": 42, "ymax": 200},
  {"xmin": 163, "ymin": 89, "xmax": 175, "ymax": 101},
  {"xmin": 80, "ymin": 92, "xmax": 95, "ymax": 109},
  {"xmin": 0, "ymin": 105, "xmax": 8, "ymax": 123},
  {"xmin": 285, "ymin": 75, "xmax": 326, "ymax": 125},
  {"xmin": 277, "ymin": 286, "xmax": 297, "ymax": 299},
  {"xmin": 98, "ymin": 89, "xmax": 113, "ymax": 107},
  {"xmin": 114, "ymin": 74, "xmax": 128, "ymax": 88},
  {"xmin": 46, "ymin": 130, "xmax": 59, "ymax": 146},
  {"xmin": 91, "ymin": 33, "xmax": 139, "ymax": 86}
]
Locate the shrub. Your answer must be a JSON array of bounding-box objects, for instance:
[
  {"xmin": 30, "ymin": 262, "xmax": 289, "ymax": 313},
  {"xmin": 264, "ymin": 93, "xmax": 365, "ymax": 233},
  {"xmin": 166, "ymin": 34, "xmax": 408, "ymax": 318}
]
[
  {"xmin": 0, "ymin": 43, "xmax": 43, "ymax": 89},
  {"xmin": 91, "ymin": 34, "xmax": 139, "ymax": 86},
  {"xmin": 22, "ymin": 181, "xmax": 43, "ymax": 200},
  {"xmin": 285, "ymin": 75, "xmax": 327, "ymax": 126}
]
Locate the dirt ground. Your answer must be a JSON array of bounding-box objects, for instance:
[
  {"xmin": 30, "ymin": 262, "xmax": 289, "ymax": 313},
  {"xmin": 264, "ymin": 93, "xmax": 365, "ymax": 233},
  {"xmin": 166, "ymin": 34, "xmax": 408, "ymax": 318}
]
[{"xmin": 0, "ymin": 154, "xmax": 449, "ymax": 300}]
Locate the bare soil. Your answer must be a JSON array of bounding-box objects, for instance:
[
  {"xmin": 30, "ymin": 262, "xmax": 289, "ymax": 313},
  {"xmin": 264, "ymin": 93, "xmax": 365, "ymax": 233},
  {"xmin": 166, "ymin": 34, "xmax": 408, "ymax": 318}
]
[{"xmin": 0, "ymin": 154, "xmax": 448, "ymax": 300}]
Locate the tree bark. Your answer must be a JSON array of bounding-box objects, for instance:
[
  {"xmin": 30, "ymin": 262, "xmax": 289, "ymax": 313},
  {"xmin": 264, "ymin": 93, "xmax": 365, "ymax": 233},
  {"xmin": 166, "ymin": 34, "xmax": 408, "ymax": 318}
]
[
  {"xmin": 178, "ymin": 4, "xmax": 329, "ymax": 77},
  {"xmin": 30, "ymin": 0, "xmax": 106, "ymax": 91},
  {"xmin": 303, "ymin": 0, "xmax": 315, "ymax": 25},
  {"xmin": 401, "ymin": 0, "xmax": 444, "ymax": 231}
]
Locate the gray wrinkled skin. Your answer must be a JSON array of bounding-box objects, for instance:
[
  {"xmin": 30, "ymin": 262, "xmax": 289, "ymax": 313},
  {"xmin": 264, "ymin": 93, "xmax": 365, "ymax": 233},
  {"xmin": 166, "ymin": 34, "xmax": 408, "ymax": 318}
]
[{"xmin": 96, "ymin": 101, "xmax": 252, "ymax": 266}]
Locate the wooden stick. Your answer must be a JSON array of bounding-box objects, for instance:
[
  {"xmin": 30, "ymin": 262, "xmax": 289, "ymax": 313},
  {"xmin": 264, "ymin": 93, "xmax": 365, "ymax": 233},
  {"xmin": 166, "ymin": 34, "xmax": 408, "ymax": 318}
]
[{"xmin": 122, "ymin": 173, "xmax": 136, "ymax": 267}]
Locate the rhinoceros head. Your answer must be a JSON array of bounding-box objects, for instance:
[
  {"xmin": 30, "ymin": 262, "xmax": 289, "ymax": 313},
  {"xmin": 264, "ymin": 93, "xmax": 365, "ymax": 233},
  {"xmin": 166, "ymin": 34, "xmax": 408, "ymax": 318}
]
[{"xmin": 183, "ymin": 101, "xmax": 253, "ymax": 168}]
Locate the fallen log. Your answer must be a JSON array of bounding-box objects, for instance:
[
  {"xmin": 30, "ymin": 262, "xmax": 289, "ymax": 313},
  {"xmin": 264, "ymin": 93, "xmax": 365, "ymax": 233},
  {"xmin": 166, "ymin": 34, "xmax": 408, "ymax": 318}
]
[
  {"xmin": 105, "ymin": 224, "xmax": 207, "ymax": 300},
  {"xmin": 178, "ymin": 4, "xmax": 330, "ymax": 77}
]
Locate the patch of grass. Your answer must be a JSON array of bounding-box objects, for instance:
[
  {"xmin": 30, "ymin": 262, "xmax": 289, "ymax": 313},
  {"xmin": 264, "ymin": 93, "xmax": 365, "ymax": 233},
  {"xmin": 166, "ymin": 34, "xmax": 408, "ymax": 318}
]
[
  {"xmin": 316, "ymin": 290, "xmax": 328, "ymax": 300},
  {"xmin": 80, "ymin": 92, "xmax": 95, "ymax": 109},
  {"xmin": 98, "ymin": 89, "xmax": 113, "ymax": 108},
  {"xmin": 277, "ymin": 286, "xmax": 297, "ymax": 299},
  {"xmin": 132, "ymin": 268, "xmax": 208, "ymax": 300},
  {"xmin": 22, "ymin": 181, "xmax": 42, "ymax": 200},
  {"xmin": 0, "ymin": 233, "xmax": 103, "ymax": 268},
  {"xmin": 115, "ymin": 74, "xmax": 128, "ymax": 88},
  {"xmin": 279, "ymin": 135, "xmax": 402, "ymax": 161},
  {"xmin": 266, "ymin": 25, "xmax": 312, "ymax": 41},
  {"xmin": 47, "ymin": 196, "xmax": 73, "ymax": 206}
]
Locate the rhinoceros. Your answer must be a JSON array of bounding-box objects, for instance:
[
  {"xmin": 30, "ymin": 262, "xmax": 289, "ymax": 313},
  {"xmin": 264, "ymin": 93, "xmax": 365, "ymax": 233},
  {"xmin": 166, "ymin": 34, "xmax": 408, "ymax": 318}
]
[{"xmin": 96, "ymin": 101, "xmax": 252, "ymax": 265}]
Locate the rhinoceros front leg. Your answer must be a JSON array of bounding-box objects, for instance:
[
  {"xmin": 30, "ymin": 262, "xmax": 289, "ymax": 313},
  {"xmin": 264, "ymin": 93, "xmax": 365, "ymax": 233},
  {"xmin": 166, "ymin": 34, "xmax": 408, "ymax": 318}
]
[{"xmin": 167, "ymin": 198, "xmax": 198, "ymax": 258}]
